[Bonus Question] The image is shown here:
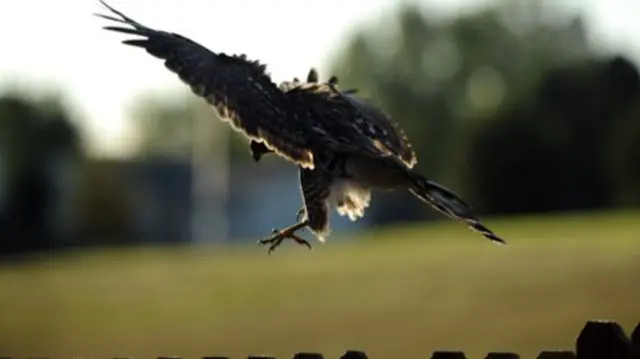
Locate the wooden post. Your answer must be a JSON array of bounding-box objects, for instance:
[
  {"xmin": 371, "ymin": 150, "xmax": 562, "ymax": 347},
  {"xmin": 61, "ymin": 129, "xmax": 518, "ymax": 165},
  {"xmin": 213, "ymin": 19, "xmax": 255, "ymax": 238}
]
[
  {"xmin": 430, "ymin": 351, "xmax": 467, "ymax": 358},
  {"xmin": 575, "ymin": 320, "xmax": 637, "ymax": 359},
  {"xmin": 485, "ymin": 353, "xmax": 519, "ymax": 359},
  {"xmin": 292, "ymin": 353, "xmax": 324, "ymax": 359},
  {"xmin": 632, "ymin": 321, "xmax": 640, "ymax": 352},
  {"xmin": 340, "ymin": 350, "xmax": 368, "ymax": 359},
  {"xmin": 537, "ymin": 351, "xmax": 577, "ymax": 358}
]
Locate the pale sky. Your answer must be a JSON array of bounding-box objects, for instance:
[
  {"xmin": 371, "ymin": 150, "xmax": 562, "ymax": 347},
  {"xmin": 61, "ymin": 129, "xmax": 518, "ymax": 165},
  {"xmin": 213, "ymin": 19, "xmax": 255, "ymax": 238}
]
[{"xmin": 1, "ymin": 0, "xmax": 639, "ymax": 157}]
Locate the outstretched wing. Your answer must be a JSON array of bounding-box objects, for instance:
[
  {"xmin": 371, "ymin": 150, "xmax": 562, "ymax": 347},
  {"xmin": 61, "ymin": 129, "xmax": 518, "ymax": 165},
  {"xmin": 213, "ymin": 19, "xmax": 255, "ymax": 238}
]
[
  {"xmin": 290, "ymin": 71, "xmax": 414, "ymax": 166},
  {"xmin": 251, "ymin": 69, "xmax": 362, "ymax": 162},
  {"xmin": 341, "ymin": 94, "xmax": 417, "ymax": 168},
  {"xmin": 94, "ymin": 0, "xmax": 315, "ymax": 168},
  {"xmin": 284, "ymin": 83, "xmax": 417, "ymax": 168}
]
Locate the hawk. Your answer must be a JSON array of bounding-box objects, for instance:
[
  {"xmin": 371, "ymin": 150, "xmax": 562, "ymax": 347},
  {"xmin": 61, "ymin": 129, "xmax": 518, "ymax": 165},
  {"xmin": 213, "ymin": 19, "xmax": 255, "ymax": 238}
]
[{"xmin": 95, "ymin": 0, "xmax": 507, "ymax": 253}]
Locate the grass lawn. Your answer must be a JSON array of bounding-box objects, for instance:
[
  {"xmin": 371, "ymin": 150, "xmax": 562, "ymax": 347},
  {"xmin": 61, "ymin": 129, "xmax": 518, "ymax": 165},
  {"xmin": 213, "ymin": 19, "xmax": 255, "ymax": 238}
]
[{"xmin": 1, "ymin": 210, "xmax": 639, "ymax": 358}]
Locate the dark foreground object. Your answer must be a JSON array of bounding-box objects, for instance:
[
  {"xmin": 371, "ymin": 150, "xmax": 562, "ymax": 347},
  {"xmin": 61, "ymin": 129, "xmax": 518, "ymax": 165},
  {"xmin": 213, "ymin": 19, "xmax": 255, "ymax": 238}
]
[{"xmin": 7, "ymin": 320, "xmax": 639, "ymax": 358}]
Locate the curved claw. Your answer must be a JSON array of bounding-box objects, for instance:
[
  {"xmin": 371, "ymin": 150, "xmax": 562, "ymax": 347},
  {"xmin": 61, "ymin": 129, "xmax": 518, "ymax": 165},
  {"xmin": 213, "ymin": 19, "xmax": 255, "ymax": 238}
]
[
  {"xmin": 291, "ymin": 233, "xmax": 312, "ymax": 250},
  {"xmin": 301, "ymin": 240, "xmax": 312, "ymax": 250},
  {"xmin": 267, "ymin": 243, "xmax": 278, "ymax": 256},
  {"xmin": 257, "ymin": 236, "xmax": 284, "ymax": 255}
]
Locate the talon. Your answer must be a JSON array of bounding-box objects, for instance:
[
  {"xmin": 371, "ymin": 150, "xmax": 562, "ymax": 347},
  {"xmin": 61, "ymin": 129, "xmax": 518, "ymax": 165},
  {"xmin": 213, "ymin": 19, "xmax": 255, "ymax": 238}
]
[
  {"xmin": 259, "ymin": 235, "xmax": 285, "ymax": 255},
  {"xmin": 290, "ymin": 233, "xmax": 312, "ymax": 250},
  {"xmin": 258, "ymin": 221, "xmax": 310, "ymax": 254},
  {"xmin": 258, "ymin": 236, "xmax": 277, "ymax": 245},
  {"xmin": 258, "ymin": 231, "xmax": 286, "ymax": 254}
]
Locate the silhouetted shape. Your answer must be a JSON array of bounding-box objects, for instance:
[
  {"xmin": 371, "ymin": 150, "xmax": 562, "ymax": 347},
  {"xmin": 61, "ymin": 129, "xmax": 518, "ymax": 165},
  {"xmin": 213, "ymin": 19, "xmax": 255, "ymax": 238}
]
[
  {"xmin": 604, "ymin": 57, "xmax": 640, "ymax": 107},
  {"xmin": 293, "ymin": 353, "xmax": 324, "ymax": 359},
  {"xmin": 94, "ymin": 0, "xmax": 506, "ymax": 254},
  {"xmin": 340, "ymin": 350, "xmax": 368, "ymax": 359},
  {"xmin": 485, "ymin": 353, "xmax": 519, "ymax": 358},
  {"xmin": 632, "ymin": 322, "xmax": 640, "ymax": 350},
  {"xmin": 431, "ymin": 351, "xmax": 467, "ymax": 358},
  {"xmin": 36, "ymin": 319, "xmax": 635, "ymax": 358},
  {"xmin": 575, "ymin": 320, "xmax": 638, "ymax": 359},
  {"xmin": 537, "ymin": 351, "xmax": 577, "ymax": 358}
]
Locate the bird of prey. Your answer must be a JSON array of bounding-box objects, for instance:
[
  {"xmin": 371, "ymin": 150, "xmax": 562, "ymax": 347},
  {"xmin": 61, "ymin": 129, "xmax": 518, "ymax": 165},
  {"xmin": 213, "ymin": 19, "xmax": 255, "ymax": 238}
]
[{"xmin": 94, "ymin": 0, "xmax": 507, "ymax": 254}]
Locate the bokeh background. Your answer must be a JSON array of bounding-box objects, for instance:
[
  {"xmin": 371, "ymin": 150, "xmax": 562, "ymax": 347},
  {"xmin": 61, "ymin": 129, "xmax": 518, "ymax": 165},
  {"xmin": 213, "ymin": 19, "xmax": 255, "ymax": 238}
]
[{"xmin": 1, "ymin": 0, "xmax": 639, "ymax": 357}]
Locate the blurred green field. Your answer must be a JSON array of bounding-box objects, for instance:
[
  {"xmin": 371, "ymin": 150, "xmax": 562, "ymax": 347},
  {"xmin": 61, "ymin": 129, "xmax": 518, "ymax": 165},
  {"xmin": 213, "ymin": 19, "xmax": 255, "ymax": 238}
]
[{"xmin": 1, "ymin": 210, "xmax": 640, "ymax": 358}]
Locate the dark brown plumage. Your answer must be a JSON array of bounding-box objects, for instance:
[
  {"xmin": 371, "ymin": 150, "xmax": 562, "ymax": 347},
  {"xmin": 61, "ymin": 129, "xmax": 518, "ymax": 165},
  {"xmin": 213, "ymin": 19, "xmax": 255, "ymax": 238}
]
[{"xmin": 95, "ymin": 0, "xmax": 506, "ymax": 253}]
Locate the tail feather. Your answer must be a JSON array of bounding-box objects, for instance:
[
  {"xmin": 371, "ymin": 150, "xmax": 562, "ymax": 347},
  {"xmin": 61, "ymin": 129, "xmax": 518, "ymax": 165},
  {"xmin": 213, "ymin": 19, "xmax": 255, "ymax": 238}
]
[{"xmin": 408, "ymin": 172, "xmax": 506, "ymax": 245}]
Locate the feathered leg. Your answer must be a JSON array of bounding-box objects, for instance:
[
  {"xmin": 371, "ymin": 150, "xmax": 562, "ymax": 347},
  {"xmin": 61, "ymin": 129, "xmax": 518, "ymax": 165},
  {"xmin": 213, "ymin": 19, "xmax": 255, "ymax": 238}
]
[{"xmin": 257, "ymin": 168, "xmax": 331, "ymax": 254}]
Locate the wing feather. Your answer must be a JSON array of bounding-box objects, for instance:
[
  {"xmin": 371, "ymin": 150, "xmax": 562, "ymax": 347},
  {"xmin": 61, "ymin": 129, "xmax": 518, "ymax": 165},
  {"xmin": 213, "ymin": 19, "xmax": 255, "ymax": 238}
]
[
  {"xmin": 95, "ymin": 0, "xmax": 315, "ymax": 168},
  {"xmin": 341, "ymin": 94, "xmax": 417, "ymax": 168},
  {"xmin": 285, "ymin": 84, "xmax": 417, "ymax": 168}
]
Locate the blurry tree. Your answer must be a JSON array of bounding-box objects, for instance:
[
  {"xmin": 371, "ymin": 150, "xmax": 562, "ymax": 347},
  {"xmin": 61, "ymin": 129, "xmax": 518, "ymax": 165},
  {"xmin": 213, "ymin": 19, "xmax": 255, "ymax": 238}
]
[
  {"xmin": 605, "ymin": 101, "xmax": 640, "ymax": 206},
  {"xmin": 327, "ymin": 0, "xmax": 640, "ymax": 222},
  {"xmin": 0, "ymin": 91, "xmax": 84, "ymax": 256},
  {"xmin": 464, "ymin": 57, "xmax": 640, "ymax": 214},
  {"xmin": 73, "ymin": 159, "xmax": 137, "ymax": 245},
  {"xmin": 130, "ymin": 91, "xmax": 254, "ymax": 161}
]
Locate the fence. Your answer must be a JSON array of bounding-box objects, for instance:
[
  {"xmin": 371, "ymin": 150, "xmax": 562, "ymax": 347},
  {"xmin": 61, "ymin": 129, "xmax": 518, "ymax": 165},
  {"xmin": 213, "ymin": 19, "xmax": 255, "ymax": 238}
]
[
  {"xmin": 207, "ymin": 319, "xmax": 638, "ymax": 358},
  {"xmin": 4, "ymin": 319, "xmax": 639, "ymax": 359}
]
